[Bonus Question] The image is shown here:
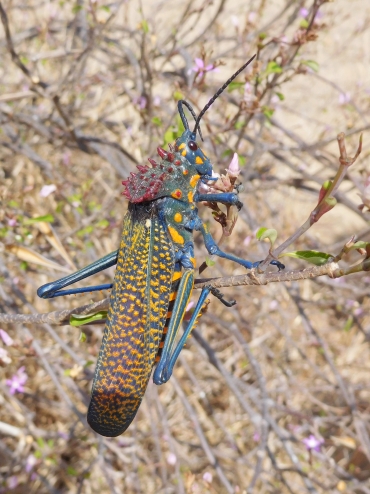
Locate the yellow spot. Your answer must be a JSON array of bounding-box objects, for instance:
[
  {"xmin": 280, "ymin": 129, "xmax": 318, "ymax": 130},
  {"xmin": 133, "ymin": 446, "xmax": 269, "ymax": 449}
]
[
  {"xmin": 183, "ymin": 170, "xmax": 188, "ymax": 175},
  {"xmin": 174, "ymin": 213, "xmax": 182, "ymax": 222},
  {"xmin": 190, "ymin": 174, "xmax": 200, "ymax": 187},
  {"xmin": 178, "ymin": 143, "xmax": 185, "ymax": 150},
  {"xmin": 188, "ymin": 191, "xmax": 194, "ymax": 202},
  {"xmin": 172, "ymin": 271, "xmax": 182, "ymax": 281},
  {"xmin": 181, "ymin": 150, "xmax": 187, "ymax": 157},
  {"xmin": 190, "ymin": 257, "xmax": 196, "ymax": 268},
  {"xmin": 145, "ymin": 219, "xmax": 151, "ymax": 228},
  {"xmin": 195, "ymin": 156, "xmax": 203, "ymax": 164},
  {"xmin": 168, "ymin": 226, "xmax": 184, "ymax": 244}
]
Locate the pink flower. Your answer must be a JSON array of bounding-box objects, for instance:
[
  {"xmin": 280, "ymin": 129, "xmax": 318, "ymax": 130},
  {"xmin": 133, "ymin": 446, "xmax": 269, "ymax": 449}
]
[
  {"xmin": 153, "ymin": 96, "xmax": 161, "ymax": 107},
  {"xmin": 40, "ymin": 184, "xmax": 56, "ymax": 197},
  {"xmin": 299, "ymin": 7, "xmax": 309, "ymax": 18},
  {"xmin": 166, "ymin": 453, "xmax": 177, "ymax": 465},
  {"xmin": 339, "ymin": 92, "xmax": 351, "ymax": 105},
  {"xmin": 248, "ymin": 11, "xmax": 257, "ymax": 24},
  {"xmin": 227, "ymin": 153, "xmax": 240, "ymax": 177},
  {"xmin": 0, "ymin": 329, "xmax": 14, "ymax": 346},
  {"xmin": 7, "ymin": 218, "xmax": 17, "ymax": 227},
  {"xmin": 253, "ymin": 431, "xmax": 260, "ymax": 442},
  {"xmin": 302, "ymin": 434, "xmax": 324, "ymax": 452},
  {"xmin": 243, "ymin": 235, "xmax": 252, "ymax": 247},
  {"xmin": 192, "ymin": 58, "xmax": 217, "ymax": 77},
  {"xmin": 6, "ymin": 366, "xmax": 28, "ymax": 395},
  {"xmin": 203, "ymin": 472, "xmax": 213, "ymax": 483}
]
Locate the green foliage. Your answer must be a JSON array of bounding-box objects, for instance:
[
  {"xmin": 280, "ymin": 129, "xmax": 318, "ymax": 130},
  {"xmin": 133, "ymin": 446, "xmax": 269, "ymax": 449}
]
[
  {"xmin": 256, "ymin": 227, "xmax": 277, "ymax": 247},
  {"xmin": 70, "ymin": 311, "xmax": 108, "ymax": 326},
  {"xmin": 281, "ymin": 250, "xmax": 333, "ymax": 266}
]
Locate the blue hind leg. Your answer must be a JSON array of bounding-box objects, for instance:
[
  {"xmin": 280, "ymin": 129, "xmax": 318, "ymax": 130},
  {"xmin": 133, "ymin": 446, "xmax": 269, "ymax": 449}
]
[{"xmin": 37, "ymin": 250, "xmax": 118, "ymax": 299}]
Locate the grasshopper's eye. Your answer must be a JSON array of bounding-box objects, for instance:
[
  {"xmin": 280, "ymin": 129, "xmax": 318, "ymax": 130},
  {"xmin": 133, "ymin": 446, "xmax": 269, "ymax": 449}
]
[{"xmin": 188, "ymin": 141, "xmax": 198, "ymax": 151}]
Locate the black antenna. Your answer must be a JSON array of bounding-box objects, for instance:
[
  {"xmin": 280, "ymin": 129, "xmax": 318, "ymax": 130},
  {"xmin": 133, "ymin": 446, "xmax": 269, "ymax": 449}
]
[
  {"xmin": 193, "ymin": 54, "xmax": 256, "ymax": 136},
  {"xmin": 177, "ymin": 100, "xmax": 203, "ymax": 141}
]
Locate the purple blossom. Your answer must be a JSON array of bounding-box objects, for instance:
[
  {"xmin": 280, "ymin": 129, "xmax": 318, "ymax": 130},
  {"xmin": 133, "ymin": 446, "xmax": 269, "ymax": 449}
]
[
  {"xmin": 302, "ymin": 434, "xmax": 324, "ymax": 452},
  {"xmin": 7, "ymin": 476, "xmax": 18, "ymax": 489},
  {"xmin": 25, "ymin": 454, "xmax": 37, "ymax": 473},
  {"xmin": 299, "ymin": 7, "xmax": 309, "ymax": 18},
  {"xmin": 192, "ymin": 58, "xmax": 217, "ymax": 78},
  {"xmin": 6, "ymin": 366, "xmax": 28, "ymax": 395},
  {"xmin": 62, "ymin": 151, "xmax": 71, "ymax": 166},
  {"xmin": 0, "ymin": 329, "xmax": 14, "ymax": 346},
  {"xmin": 133, "ymin": 96, "xmax": 147, "ymax": 110}
]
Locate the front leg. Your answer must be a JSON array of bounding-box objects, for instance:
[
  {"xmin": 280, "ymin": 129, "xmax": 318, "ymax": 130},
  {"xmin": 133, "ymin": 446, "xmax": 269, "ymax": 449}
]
[
  {"xmin": 194, "ymin": 191, "xmax": 243, "ymax": 210},
  {"xmin": 186, "ymin": 216, "xmax": 285, "ymax": 271}
]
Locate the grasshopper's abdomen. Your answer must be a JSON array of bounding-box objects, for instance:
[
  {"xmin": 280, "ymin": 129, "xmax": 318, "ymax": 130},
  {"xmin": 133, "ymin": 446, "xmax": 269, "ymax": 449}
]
[{"xmin": 87, "ymin": 204, "xmax": 174, "ymax": 436}]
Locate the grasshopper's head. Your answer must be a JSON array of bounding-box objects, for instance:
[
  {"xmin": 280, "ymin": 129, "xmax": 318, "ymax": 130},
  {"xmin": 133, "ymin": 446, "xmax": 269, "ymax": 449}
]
[
  {"xmin": 175, "ymin": 129, "xmax": 212, "ymax": 178},
  {"xmin": 175, "ymin": 55, "xmax": 256, "ymax": 182}
]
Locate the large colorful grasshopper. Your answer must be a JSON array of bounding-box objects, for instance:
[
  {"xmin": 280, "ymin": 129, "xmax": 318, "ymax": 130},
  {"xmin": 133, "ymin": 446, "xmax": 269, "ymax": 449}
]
[{"xmin": 37, "ymin": 55, "xmax": 284, "ymax": 437}]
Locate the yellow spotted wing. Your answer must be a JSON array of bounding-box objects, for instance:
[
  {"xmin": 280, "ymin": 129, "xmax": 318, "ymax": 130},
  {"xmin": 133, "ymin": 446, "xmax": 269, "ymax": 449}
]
[{"xmin": 87, "ymin": 203, "xmax": 175, "ymax": 436}]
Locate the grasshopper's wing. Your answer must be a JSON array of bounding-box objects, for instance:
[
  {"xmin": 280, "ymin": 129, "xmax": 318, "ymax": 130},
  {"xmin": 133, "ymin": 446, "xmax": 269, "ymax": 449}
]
[{"xmin": 87, "ymin": 203, "xmax": 175, "ymax": 436}]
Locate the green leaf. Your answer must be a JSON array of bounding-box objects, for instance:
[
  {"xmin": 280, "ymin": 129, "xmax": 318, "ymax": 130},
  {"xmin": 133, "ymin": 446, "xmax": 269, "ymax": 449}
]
[
  {"xmin": 343, "ymin": 315, "xmax": 353, "ymax": 332},
  {"xmin": 79, "ymin": 332, "xmax": 87, "ymax": 342},
  {"xmin": 67, "ymin": 466, "xmax": 78, "ymax": 476},
  {"xmin": 300, "ymin": 19, "xmax": 309, "ymax": 28},
  {"xmin": 227, "ymin": 81, "xmax": 245, "ymax": 93},
  {"xmin": 84, "ymin": 360, "xmax": 94, "ymax": 367},
  {"xmin": 173, "ymin": 91, "xmax": 184, "ymax": 101},
  {"xmin": 72, "ymin": 5, "xmax": 83, "ymax": 14},
  {"xmin": 259, "ymin": 32, "xmax": 267, "ymax": 40},
  {"xmin": 221, "ymin": 149, "xmax": 233, "ymax": 158},
  {"xmin": 234, "ymin": 120, "xmax": 245, "ymax": 130},
  {"xmin": 256, "ymin": 228, "xmax": 277, "ymax": 246},
  {"xmin": 77, "ymin": 225, "xmax": 94, "ymax": 237},
  {"xmin": 37, "ymin": 437, "xmax": 45, "ymax": 448},
  {"xmin": 265, "ymin": 61, "xmax": 283, "ymax": 75},
  {"xmin": 100, "ymin": 5, "xmax": 110, "ymax": 12},
  {"xmin": 238, "ymin": 156, "xmax": 246, "ymax": 166},
  {"xmin": 24, "ymin": 214, "xmax": 54, "ymax": 225},
  {"xmin": 141, "ymin": 19, "xmax": 149, "ymax": 33},
  {"xmin": 151, "ymin": 116, "xmax": 162, "ymax": 126},
  {"xmin": 281, "ymin": 250, "xmax": 333, "ymax": 266},
  {"xmin": 275, "ymin": 92, "xmax": 285, "ymax": 101},
  {"xmin": 163, "ymin": 129, "xmax": 175, "ymax": 145},
  {"xmin": 205, "ymin": 257, "xmax": 216, "ymax": 267},
  {"xmin": 352, "ymin": 241, "xmax": 370, "ymax": 250},
  {"xmin": 96, "ymin": 219, "xmax": 109, "ymax": 229},
  {"xmin": 301, "ymin": 60, "xmax": 319, "ymax": 73},
  {"xmin": 262, "ymin": 106, "xmax": 275, "ymax": 120},
  {"xmin": 70, "ymin": 311, "xmax": 108, "ymax": 326}
]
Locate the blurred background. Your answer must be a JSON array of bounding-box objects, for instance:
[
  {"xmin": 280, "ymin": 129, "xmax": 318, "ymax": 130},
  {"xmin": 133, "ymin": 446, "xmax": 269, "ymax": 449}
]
[{"xmin": 1, "ymin": 0, "xmax": 370, "ymax": 492}]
